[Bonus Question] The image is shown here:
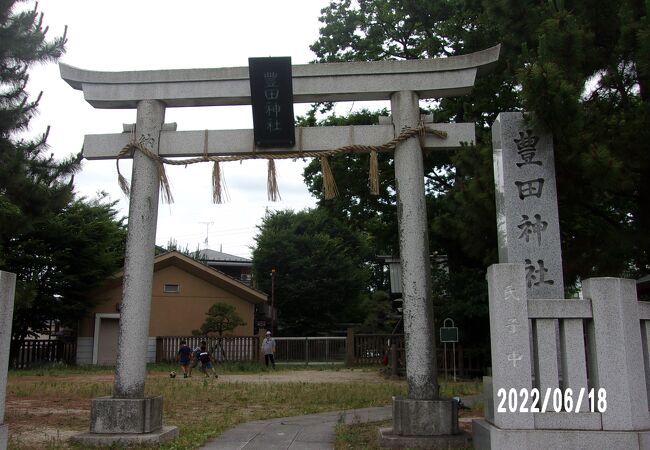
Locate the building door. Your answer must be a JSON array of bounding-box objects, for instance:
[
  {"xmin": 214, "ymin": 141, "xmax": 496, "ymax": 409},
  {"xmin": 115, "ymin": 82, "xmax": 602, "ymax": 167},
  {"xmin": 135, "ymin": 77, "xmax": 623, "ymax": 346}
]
[{"xmin": 97, "ymin": 318, "xmax": 119, "ymax": 365}]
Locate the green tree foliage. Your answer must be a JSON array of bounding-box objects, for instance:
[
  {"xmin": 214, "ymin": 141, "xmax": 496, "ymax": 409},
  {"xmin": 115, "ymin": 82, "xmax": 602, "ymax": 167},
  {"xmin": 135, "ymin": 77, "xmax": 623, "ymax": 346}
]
[
  {"xmin": 165, "ymin": 238, "xmax": 205, "ymax": 262},
  {"xmin": 5, "ymin": 196, "xmax": 126, "ymax": 346},
  {"xmin": 299, "ymin": 109, "xmax": 398, "ymax": 276},
  {"xmin": 0, "ymin": 1, "xmax": 75, "ymax": 260},
  {"xmin": 193, "ymin": 303, "xmax": 246, "ymax": 337},
  {"xmin": 311, "ymin": 0, "xmax": 470, "ymax": 62},
  {"xmin": 357, "ymin": 290, "xmax": 399, "ymax": 333},
  {"xmin": 307, "ymin": 2, "xmax": 517, "ymax": 321},
  {"xmin": 0, "ymin": 2, "xmax": 127, "ymax": 349},
  {"xmin": 252, "ymin": 209, "xmax": 371, "ymax": 335},
  {"xmin": 193, "ymin": 302, "xmax": 247, "ymax": 361},
  {"xmin": 500, "ymin": 0, "xmax": 650, "ymax": 278},
  {"xmin": 309, "ymin": 0, "xmax": 650, "ymax": 290}
]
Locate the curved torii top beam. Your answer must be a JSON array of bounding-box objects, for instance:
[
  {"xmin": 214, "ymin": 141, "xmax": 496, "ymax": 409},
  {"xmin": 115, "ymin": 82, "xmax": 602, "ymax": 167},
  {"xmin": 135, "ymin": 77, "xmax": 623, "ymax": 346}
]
[{"xmin": 59, "ymin": 45, "xmax": 500, "ymax": 109}]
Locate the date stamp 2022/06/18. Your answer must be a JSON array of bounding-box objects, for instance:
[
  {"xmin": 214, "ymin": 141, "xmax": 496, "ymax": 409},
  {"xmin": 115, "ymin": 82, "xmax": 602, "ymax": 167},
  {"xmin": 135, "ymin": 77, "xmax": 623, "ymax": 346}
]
[{"xmin": 496, "ymin": 388, "xmax": 607, "ymax": 414}]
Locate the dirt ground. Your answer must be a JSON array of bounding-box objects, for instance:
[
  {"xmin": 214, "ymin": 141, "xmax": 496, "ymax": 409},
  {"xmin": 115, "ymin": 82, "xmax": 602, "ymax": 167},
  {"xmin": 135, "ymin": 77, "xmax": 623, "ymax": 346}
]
[
  {"xmin": 189, "ymin": 368, "xmax": 390, "ymax": 384},
  {"xmin": 5, "ymin": 370, "xmax": 391, "ymax": 448},
  {"xmin": 10, "ymin": 368, "xmax": 388, "ymax": 386}
]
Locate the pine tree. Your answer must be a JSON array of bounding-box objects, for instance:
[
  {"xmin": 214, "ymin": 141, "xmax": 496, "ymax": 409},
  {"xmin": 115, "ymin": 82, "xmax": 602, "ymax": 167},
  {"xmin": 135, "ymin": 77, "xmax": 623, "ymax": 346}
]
[
  {"xmin": 0, "ymin": 2, "xmax": 127, "ymax": 357},
  {"xmin": 0, "ymin": 1, "xmax": 76, "ymax": 259}
]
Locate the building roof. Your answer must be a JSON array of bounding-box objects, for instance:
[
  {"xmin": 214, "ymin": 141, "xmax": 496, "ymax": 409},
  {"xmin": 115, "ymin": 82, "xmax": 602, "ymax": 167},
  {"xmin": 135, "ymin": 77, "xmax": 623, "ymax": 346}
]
[
  {"xmin": 198, "ymin": 249, "xmax": 252, "ymax": 267},
  {"xmin": 106, "ymin": 251, "xmax": 266, "ymax": 304}
]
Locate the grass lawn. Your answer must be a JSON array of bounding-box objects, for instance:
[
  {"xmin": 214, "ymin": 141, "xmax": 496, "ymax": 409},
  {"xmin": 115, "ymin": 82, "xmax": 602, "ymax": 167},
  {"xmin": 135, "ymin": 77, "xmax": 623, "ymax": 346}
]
[
  {"xmin": 335, "ymin": 420, "xmax": 475, "ymax": 450},
  {"xmin": 6, "ymin": 362, "xmax": 482, "ymax": 450},
  {"xmin": 335, "ymin": 405, "xmax": 482, "ymax": 450}
]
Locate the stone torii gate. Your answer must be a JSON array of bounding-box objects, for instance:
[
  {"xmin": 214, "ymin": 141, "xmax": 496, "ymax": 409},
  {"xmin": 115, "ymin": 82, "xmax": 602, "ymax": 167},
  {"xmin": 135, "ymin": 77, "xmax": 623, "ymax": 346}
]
[{"xmin": 61, "ymin": 45, "xmax": 500, "ymax": 447}]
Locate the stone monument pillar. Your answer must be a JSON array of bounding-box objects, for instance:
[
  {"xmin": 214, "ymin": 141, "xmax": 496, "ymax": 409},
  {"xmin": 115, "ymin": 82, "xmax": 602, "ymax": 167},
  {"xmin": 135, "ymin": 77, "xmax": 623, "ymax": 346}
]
[
  {"xmin": 0, "ymin": 271, "xmax": 16, "ymax": 450},
  {"xmin": 492, "ymin": 112, "xmax": 564, "ymax": 297},
  {"xmin": 72, "ymin": 100, "xmax": 178, "ymax": 446},
  {"xmin": 491, "ymin": 112, "xmax": 584, "ymax": 396},
  {"xmin": 379, "ymin": 92, "xmax": 468, "ymax": 448}
]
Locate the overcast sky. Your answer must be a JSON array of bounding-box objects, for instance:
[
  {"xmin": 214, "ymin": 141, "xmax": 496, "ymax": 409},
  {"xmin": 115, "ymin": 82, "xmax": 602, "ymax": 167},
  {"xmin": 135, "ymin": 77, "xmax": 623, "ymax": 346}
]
[{"xmin": 25, "ymin": 1, "xmax": 350, "ymax": 258}]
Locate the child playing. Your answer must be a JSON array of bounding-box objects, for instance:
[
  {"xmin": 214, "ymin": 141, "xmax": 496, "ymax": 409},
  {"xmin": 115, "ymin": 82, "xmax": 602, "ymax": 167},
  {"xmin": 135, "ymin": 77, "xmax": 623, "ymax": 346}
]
[
  {"xmin": 177, "ymin": 341, "xmax": 192, "ymax": 378},
  {"xmin": 198, "ymin": 344, "xmax": 218, "ymax": 378},
  {"xmin": 188, "ymin": 341, "xmax": 205, "ymax": 378}
]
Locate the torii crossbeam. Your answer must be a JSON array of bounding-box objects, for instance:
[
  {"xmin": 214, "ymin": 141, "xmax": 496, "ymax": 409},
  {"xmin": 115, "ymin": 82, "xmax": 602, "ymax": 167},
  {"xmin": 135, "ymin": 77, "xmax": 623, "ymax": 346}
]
[{"xmin": 61, "ymin": 45, "xmax": 500, "ymax": 445}]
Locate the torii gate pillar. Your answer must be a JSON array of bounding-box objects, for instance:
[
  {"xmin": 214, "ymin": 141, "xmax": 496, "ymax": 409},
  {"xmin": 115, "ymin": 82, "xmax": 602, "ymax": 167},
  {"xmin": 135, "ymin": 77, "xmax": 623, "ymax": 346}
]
[
  {"xmin": 379, "ymin": 93, "xmax": 470, "ymax": 447},
  {"xmin": 72, "ymin": 101, "xmax": 179, "ymax": 445},
  {"xmin": 115, "ymin": 100, "xmax": 165, "ymax": 398},
  {"xmin": 392, "ymin": 91, "xmax": 437, "ymax": 401}
]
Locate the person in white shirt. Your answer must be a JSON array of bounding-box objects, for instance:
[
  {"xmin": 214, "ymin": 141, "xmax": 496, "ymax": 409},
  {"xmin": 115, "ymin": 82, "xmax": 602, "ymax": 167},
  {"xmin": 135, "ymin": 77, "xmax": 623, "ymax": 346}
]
[{"xmin": 261, "ymin": 331, "xmax": 276, "ymax": 368}]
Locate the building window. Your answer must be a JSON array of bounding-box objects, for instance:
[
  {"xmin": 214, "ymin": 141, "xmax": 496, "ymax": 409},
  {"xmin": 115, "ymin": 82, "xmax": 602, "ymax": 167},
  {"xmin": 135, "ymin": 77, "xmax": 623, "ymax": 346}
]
[
  {"xmin": 163, "ymin": 283, "xmax": 180, "ymax": 294},
  {"xmin": 240, "ymin": 274, "xmax": 252, "ymax": 285}
]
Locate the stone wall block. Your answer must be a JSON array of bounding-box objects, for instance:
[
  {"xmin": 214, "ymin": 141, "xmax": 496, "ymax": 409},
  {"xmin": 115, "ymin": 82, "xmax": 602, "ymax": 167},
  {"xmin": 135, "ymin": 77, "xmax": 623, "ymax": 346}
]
[{"xmin": 583, "ymin": 277, "xmax": 650, "ymax": 430}]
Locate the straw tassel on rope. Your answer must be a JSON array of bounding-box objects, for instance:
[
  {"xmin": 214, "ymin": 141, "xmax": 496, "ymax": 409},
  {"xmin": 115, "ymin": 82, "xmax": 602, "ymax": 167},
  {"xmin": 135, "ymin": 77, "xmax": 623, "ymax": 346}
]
[
  {"xmin": 369, "ymin": 150, "xmax": 380, "ymax": 195},
  {"xmin": 320, "ymin": 156, "xmax": 339, "ymax": 200},
  {"xmin": 116, "ymin": 141, "xmax": 173, "ymax": 203},
  {"xmin": 116, "ymin": 129, "xmax": 137, "ymax": 197},
  {"xmin": 203, "ymin": 129, "xmax": 228, "ymax": 204},
  {"xmin": 212, "ymin": 161, "xmax": 230, "ymax": 204},
  {"xmin": 267, "ymin": 159, "xmax": 281, "ymax": 201},
  {"xmin": 157, "ymin": 160, "xmax": 174, "ymax": 204},
  {"xmin": 117, "ymin": 157, "xmax": 131, "ymax": 197}
]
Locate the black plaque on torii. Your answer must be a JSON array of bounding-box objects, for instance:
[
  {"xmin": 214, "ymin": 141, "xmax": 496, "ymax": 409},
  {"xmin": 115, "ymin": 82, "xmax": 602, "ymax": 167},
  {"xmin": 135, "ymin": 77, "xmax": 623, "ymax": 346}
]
[{"xmin": 248, "ymin": 57, "xmax": 295, "ymax": 148}]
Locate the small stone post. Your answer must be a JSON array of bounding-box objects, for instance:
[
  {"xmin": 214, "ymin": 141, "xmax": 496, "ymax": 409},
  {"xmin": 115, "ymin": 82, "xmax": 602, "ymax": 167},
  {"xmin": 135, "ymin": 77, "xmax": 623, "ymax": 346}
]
[
  {"xmin": 390, "ymin": 344, "xmax": 398, "ymax": 378},
  {"xmin": 583, "ymin": 277, "xmax": 650, "ymax": 430},
  {"xmin": 485, "ymin": 264, "xmax": 534, "ymax": 430},
  {"xmin": 345, "ymin": 327, "xmax": 355, "ymax": 367},
  {"xmin": 258, "ymin": 328, "xmax": 266, "ymax": 364},
  {"xmin": 0, "ymin": 271, "xmax": 16, "ymax": 450}
]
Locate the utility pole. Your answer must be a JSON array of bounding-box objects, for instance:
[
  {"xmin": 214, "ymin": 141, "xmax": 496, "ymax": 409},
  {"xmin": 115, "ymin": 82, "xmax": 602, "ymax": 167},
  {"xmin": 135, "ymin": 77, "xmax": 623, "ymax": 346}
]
[
  {"xmin": 199, "ymin": 221, "xmax": 214, "ymax": 249},
  {"xmin": 270, "ymin": 268, "xmax": 276, "ymax": 334}
]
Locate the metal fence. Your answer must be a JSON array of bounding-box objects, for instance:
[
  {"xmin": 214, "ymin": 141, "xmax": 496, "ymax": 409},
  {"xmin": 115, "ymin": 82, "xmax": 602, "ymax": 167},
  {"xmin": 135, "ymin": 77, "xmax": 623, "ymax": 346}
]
[
  {"xmin": 354, "ymin": 334, "xmax": 403, "ymax": 364},
  {"xmin": 9, "ymin": 334, "xmax": 485, "ymax": 373},
  {"xmin": 12, "ymin": 339, "xmax": 76, "ymax": 369},
  {"xmin": 274, "ymin": 337, "xmax": 346, "ymax": 363},
  {"xmin": 156, "ymin": 335, "xmax": 405, "ymax": 365},
  {"xmin": 153, "ymin": 333, "xmax": 487, "ymax": 374}
]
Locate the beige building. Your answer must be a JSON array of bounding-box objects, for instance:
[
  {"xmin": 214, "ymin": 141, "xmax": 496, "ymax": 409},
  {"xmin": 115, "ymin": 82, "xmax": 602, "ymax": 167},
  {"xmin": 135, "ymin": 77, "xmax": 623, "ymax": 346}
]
[{"xmin": 76, "ymin": 251, "xmax": 267, "ymax": 365}]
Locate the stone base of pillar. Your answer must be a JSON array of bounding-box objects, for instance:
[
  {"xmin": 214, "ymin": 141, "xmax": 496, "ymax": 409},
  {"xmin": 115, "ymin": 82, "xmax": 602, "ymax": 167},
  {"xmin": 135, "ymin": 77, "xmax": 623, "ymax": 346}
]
[
  {"xmin": 71, "ymin": 395, "xmax": 179, "ymax": 446},
  {"xmin": 0, "ymin": 423, "xmax": 8, "ymax": 449},
  {"xmin": 392, "ymin": 396, "xmax": 459, "ymax": 435},
  {"xmin": 71, "ymin": 426, "xmax": 178, "ymax": 447},
  {"xmin": 378, "ymin": 428, "xmax": 471, "ymax": 449},
  {"xmin": 89, "ymin": 396, "xmax": 164, "ymax": 433}
]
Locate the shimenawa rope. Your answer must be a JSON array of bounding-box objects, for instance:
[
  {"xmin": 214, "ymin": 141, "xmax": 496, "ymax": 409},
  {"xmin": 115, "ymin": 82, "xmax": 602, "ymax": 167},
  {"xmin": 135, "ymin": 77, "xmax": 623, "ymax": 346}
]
[{"xmin": 115, "ymin": 124, "xmax": 446, "ymax": 204}]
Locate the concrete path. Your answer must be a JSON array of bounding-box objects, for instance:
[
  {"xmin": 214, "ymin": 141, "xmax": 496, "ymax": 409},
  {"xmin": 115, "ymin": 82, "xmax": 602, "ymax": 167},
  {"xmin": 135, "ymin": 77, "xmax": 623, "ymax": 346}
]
[
  {"xmin": 197, "ymin": 406, "xmax": 392, "ymax": 450},
  {"xmin": 198, "ymin": 395, "xmax": 482, "ymax": 450}
]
